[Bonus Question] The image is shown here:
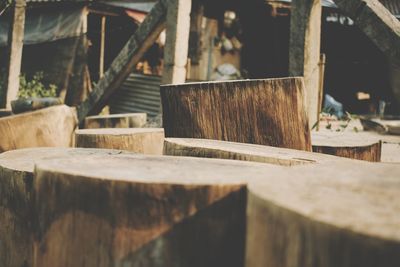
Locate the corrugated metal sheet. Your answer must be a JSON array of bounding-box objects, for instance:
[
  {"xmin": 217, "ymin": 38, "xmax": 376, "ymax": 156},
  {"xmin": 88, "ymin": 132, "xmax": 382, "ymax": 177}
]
[{"xmin": 109, "ymin": 73, "xmax": 162, "ymax": 118}]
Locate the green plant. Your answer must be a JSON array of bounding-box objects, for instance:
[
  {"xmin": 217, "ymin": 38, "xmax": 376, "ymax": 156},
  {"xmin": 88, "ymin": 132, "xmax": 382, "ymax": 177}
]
[{"xmin": 18, "ymin": 72, "xmax": 57, "ymax": 98}]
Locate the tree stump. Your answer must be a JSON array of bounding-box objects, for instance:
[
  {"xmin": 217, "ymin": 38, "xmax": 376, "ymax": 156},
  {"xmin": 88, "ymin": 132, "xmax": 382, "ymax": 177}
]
[
  {"xmin": 164, "ymin": 138, "xmax": 345, "ymax": 166},
  {"xmin": 0, "ymin": 105, "xmax": 77, "ymax": 153},
  {"xmin": 75, "ymin": 128, "xmax": 165, "ymax": 155},
  {"xmin": 246, "ymin": 162, "xmax": 400, "ymax": 267},
  {"xmin": 160, "ymin": 78, "xmax": 312, "ymax": 151},
  {"xmin": 33, "ymin": 155, "xmax": 278, "ymax": 267},
  {"xmin": 0, "ymin": 147, "xmax": 136, "ymax": 267},
  {"xmin": 312, "ymin": 132, "xmax": 382, "ymax": 162}
]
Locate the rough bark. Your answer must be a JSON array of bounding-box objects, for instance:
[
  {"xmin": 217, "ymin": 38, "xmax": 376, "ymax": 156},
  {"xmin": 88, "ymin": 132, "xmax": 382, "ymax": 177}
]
[
  {"xmin": 33, "ymin": 155, "xmax": 278, "ymax": 267},
  {"xmin": 312, "ymin": 132, "xmax": 382, "ymax": 162},
  {"xmin": 246, "ymin": 162, "xmax": 400, "ymax": 267},
  {"xmin": 75, "ymin": 128, "xmax": 165, "ymax": 155},
  {"xmin": 164, "ymin": 138, "xmax": 345, "ymax": 167},
  {"xmin": 0, "ymin": 148, "xmax": 136, "ymax": 267},
  {"xmin": 0, "ymin": 105, "xmax": 77, "ymax": 153},
  {"xmin": 161, "ymin": 78, "xmax": 312, "ymax": 151},
  {"xmin": 77, "ymin": 0, "xmax": 167, "ymax": 122},
  {"xmin": 84, "ymin": 113, "xmax": 147, "ymax": 129}
]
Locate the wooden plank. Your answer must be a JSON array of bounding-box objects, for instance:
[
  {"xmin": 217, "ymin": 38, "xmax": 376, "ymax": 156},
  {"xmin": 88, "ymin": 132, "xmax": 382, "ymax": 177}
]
[
  {"xmin": 161, "ymin": 78, "xmax": 312, "ymax": 151},
  {"xmin": 2, "ymin": 0, "xmax": 26, "ymax": 109},
  {"xmin": 289, "ymin": 0, "xmax": 322, "ymax": 126},
  {"xmin": 75, "ymin": 128, "xmax": 165, "ymax": 155},
  {"xmin": 161, "ymin": 0, "xmax": 192, "ymax": 84},
  {"xmin": 77, "ymin": 0, "xmax": 167, "ymax": 123},
  {"xmin": 246, "ymin": 161, "xmax": 400, "ymax": 267}
]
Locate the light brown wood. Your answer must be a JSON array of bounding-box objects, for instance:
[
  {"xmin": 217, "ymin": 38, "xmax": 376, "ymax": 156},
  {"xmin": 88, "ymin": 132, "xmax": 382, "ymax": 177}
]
[
  {"xmin": 312, "ymin": 131, "xmax": 382, "ymax": 162},
  {"xmin": 84, "ymin": 113, "xmax": 147, "ymax": 129},
  {"xmin": 75, "ymin": 128, "xmax": 165, "ymax": 155},
  {"xmin": 246, "ymin": 161, "xmax": 400, "ymax": 267},
  {"xmin": 161, "ymin": 78, "xmax": 312, "ymax": 151},
  {"xmin": 33, "ymin": 154, "xmax": 279, "ymax": 267},
  {"xmin": 0, "ymin": 105, "xmax": 78, "ymax": 153},
  {"xmin": 0, "ymin": 147, "xmax": 136, "ymax": 267},
  {"xmin": 164, "ymin": 138, "xmax": 346, "ymax": 166}
]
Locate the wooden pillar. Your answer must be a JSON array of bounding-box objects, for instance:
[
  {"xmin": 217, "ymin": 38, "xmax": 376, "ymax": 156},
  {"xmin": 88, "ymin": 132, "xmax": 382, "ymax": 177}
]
[
  {"xmin": 289, "ymin": 0, "xmax": 322, "ymax": 126},
  {"xmin": 99, "ymin": 16, "xmax": 106, "ymax": 78},
  {"xmin": 161, "ymin": 0, "xmax": 192, "ymax": 84},
  {"xmin": 3, "ymin": 0, "xmax": 26, "ymax": 109}
]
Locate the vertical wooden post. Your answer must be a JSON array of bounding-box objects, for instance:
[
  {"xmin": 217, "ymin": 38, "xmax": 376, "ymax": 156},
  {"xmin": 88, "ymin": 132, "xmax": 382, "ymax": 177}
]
[
  {"xmin": 3, "ymin": 0, "xmax": 26, "ymax": 109},
  {"xmin": 99, "ymin": 16, "xmax": 106, "ymax": 78},
  {"xmin": 316, "ymin": 53, "xmax": 326, "ymax": 131},
  {"xmin": 161, "ymin": 0, "xmax": 192, "ymax": 84},
  {"xmin": 289, "ymin": 0, "xmax": 322, "ymax": 126}
]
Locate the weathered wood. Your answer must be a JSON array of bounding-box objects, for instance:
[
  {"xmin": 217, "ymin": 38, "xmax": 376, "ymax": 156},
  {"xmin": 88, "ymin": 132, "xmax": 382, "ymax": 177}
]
[
  {"xmin": 77, "ymin": 0, "xmax": 167, "ymax": 122},
  {"xmin": 161, "ymin": 78, "xmax": 312, "ymax": 151},
  {"xmin": 3, "ymin": 0, "xmax": 26, "ymax": 109},
  {"xmin": 0, "ymin": 148, "xmax": 136, "ymax": 267},
  {"xmin": 164, "ymin": 138, "xmax": 346, "ymax": 166},
  {"xmin": 75, "ymin": 128, "xmax": 165, "ymax": 155},
  {"xmin": 312, "ymin": 131, "xmax": 382, "ymax": 162},
  {"xmin": 161, "ymin": 0, "xmax": 192, "ymax": 84},
  {"xmin": 84, "ymin": 113, "xmax": 147, "ymax": 129},
  {"xmin": 33, "ymin": 154, "xmax": 279, "ymax": 267},
  {"xmin": 99, "ymin": 16, "xmax": 106, "ymax": 78},
  {"xmin": 246, "ymin": 162, "xmax": 400, "ymax": 267},
  {"xmin": 289, "ymin": 0, "xmax": 322, "ymax": 126},
  {"xmin": 0, "ymin": 105, "xmax": 77, "ymax": 152},
  {"xmin": 11, "ymin": 97, "xmax": 63, "ymax": 114}
]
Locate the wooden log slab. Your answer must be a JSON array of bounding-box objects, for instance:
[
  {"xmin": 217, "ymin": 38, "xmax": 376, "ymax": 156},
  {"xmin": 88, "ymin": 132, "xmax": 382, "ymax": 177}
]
[
  {"xmin": 246, "ymin": 162, "xmax": 400, "ymax": 267},
  {"xmin": 160, "ymin": 78, "xmax": 312, "ymax": 151},
  {"xmin": 75, "ymin": 128, "xmax": 165, "ymax": 155},
  {"xmin": 33, "ymin": 154, "xmax": 279, "ymax": 267},
  {"xmin": 312, "ymin": 131, "xmax": 382, "ymax": 162},
  {"xmin": 164, "ymin": 138, "xmax": 346, "ymax": 166},
  {"xmin": 0, "ymin": 105, "xmax": 77, "ymax": 153},
  {"xmin": 84, "ymin": 113, "xmax": 147, "ymax": 129},
  {"xmin": 0, "ymin": 147, "xmax": 136, "ymax": 267}
]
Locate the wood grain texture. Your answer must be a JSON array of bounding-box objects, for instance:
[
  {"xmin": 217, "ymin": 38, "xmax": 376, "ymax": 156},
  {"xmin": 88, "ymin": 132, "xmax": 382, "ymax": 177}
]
[
  {"xmin": 33, "ymin": 155, "xmax": 279, "ymax": 267},
  {"xmin": 0, "ymin": 105, "xmax": 77, "ymax": 152},
  {"xmin": 312, "ymin": 131, "xmax": 382, "ymax": 162},
  {"xmin": 246, "ymin": 162, "xmax": 400, "ymax": 267},
  {"xmin": 0, "ymin": 148, "xmax": 136, "ymax": 267},
  {"xmin": 161, "ymin": 78, "xmax": 312, "ymax": 151},
  {"xmin": 164, "ymin": 138, "xmax": 345, "ymax": 166},
  {"xmin": 84, "ymin": 113, "xmax": 147, "ymax": 129},
  {"xmin": 75, "ymin": 128, "xmax": 165, "ymax": 155},
  {"xmin": 77, "ymin": 0, "xmax": 167, "ymax": 122}
]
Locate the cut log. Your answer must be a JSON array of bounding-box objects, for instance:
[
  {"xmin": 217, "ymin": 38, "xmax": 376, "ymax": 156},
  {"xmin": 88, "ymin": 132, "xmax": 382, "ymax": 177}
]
[
  {"xmin": 312, "ymin": 131, "xmax": 382, "ymax": 162},
  {"xmin": 84, "ymin": 113, "xmax": 147, "ymax": 129},
  {"xmin": 0, "ymin": 147, "xmax": 136, "ymax": 267},
  {"xmin": 161, "ymin": 78, "xmax": 312, "ymax": 151},
  {"xmin": 246, "ymin": 162, "xmax": 400, "ymax": 267},
  {"xmin": 33, "ymin": 154, "xmax": 279, "ymax": 267},
  {"xmin": 164, "ymin": 138, "xmax": 346, "ymax": 166},
  {"xmin": 0, "ymin": 105, "xmax": 77, "ymax": 153},
  {"xmin": 75, "ymin": 128, "xmax": 165, "ymax": 155}
]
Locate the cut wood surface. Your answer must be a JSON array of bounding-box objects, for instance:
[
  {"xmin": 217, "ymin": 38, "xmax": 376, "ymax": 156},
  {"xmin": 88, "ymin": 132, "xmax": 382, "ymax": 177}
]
[
  {"xmin": 0, "ymin": 105, "xmax": 77, "ymax": 152},
  {"xmin": 75, "ymin": 128, "xmax": 165, "ymax": 155},
  {"xmin": 33, "ymin": 154, "xmax": 279, "ymax": 267},
  {"xmin": 164, "ymin": 138, "xmax": 347, "ymax": 166},
  {"xmin": 161, "ymin": 78, "xmax": 312, "ymax": 151},
  {"xmin": 0, "ymin": 147, "xmax": 136, "ymax": 267},
  {"xmin": 246, "ymin": 162, "xmax": 400, "ymax": 267},
  {"xmin": 84, "ymin": 113, "xmax": 147, "ymax": 129},
  {"xmin": 312, "ymin": 131, "xmax": 382, "ymax": 162}
]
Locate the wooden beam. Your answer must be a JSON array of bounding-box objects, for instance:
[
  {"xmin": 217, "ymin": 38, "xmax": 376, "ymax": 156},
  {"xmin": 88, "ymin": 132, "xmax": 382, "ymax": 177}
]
[
  {"xmin": 99, "ymin": 16, "xmax": 106, "ymax": 78},
  {"xmin": 161, "ymin": 0, "xmax": 192, "ymax": 84},
  {"xmin": 76, "ymin": 0, "xmax": 167, "ymax": 123},
  {"xmin": 3, "ymin": 0, "xmax": 26, "ymax": 109},
  {"xmin": 289, "ymin": 0, "xmax": 322, "ymax": 126}
]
